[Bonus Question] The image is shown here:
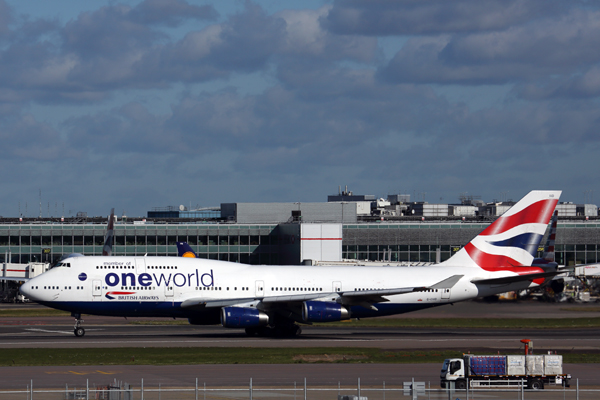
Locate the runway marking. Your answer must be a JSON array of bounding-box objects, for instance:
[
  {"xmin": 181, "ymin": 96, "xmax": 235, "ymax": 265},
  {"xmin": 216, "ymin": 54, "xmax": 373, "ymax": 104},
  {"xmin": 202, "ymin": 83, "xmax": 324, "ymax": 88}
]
[{"xmin": 46, "ymin": 370, "xmax": 120, "ymax": 375}]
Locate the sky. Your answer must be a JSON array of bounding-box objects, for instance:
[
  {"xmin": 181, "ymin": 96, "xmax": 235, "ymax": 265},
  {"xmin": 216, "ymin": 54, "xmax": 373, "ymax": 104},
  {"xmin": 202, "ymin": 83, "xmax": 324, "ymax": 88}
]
[{"xmin": 1, "ymin": 0, "xmax": 599, "ymax": 218}]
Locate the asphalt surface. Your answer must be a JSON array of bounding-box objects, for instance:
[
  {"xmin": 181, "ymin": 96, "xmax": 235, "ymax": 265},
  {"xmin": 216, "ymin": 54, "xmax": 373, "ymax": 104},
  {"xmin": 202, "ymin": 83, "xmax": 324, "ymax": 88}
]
[
  {"xmin": 1, "ymin": 323, "xmax": 600, "ymax": 352},
  {"xmin": 2, "ymin": 363, "xmax": 600, "ymax": 391},
  {"xmin": 1, "ymin": 300, "xmax": 599, "ymax": 390},
  {"xmin": 2, "ymin": 300, "xmax": 600, "ymax": 351}
]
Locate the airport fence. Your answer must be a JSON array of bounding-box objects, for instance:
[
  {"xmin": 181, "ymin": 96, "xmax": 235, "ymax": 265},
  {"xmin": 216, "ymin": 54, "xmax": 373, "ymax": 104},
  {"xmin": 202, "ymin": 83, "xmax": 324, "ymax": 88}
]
[{"xmin": 1, "ymin": 377, "xmax": 598, "ymax": 400}]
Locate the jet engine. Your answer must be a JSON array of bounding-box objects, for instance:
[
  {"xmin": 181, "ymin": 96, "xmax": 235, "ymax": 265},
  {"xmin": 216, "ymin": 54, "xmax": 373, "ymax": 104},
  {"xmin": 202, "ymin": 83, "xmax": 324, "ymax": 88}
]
[
  {"xmin": 302, "ymin": 301, "xmax": 350, "ymax": 322},
  {"xmin": 220, "ymin": 306, "xmax": 269, "ymax": 328}
]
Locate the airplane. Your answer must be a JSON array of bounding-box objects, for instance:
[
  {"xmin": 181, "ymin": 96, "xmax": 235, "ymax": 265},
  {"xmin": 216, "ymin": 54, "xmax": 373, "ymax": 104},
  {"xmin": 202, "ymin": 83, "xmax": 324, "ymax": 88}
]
[
  {"xmin": 532, "ymin": 211, "xmax": 566, "ymax": 294},
  {"xmin": 19, "ymin": 190, "xmax": 562, "ymax": 338},
  {"xmin": 102, "ymin": 208, "xmax": 115, "ymax": 256},
  {"xmin": 533, "ymin": 211, "xmax": 558, "ymax": 268}
]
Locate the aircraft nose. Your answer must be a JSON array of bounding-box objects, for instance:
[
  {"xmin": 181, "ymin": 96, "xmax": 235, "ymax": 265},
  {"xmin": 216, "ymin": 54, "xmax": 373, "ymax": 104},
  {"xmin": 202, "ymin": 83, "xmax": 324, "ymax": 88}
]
[{"xmin": 19, "ymin": 281, "xmax": 34, "ymax": 299}]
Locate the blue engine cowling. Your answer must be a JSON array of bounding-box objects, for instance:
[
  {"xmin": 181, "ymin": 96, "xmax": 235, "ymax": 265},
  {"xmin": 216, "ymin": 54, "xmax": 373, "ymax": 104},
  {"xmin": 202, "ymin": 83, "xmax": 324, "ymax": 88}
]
[
  {"xmin": 302, "ymin": 301, "xmax": 350, "ymax": 322},
  {"xmin": 220, "ymin": 307, "xmax": 269, "ymax": 328}
]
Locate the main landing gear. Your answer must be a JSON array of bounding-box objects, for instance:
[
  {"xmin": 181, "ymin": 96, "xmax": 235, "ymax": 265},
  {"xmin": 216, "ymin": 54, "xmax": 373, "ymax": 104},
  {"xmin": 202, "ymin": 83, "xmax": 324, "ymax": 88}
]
[
  {"xmin": 72, "ymin": 313, "xmax": 85, "ymax": 337},
  {"xmin": 245, "ymin": 323, "xmax": 302, "ymax": 338}
]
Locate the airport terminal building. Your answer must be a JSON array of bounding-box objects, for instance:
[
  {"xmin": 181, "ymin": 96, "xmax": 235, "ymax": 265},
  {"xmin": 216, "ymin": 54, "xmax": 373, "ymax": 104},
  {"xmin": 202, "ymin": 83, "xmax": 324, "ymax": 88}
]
[{"xmin": 1, "ymin": 198, "xmax": 599, "ymax": 268}]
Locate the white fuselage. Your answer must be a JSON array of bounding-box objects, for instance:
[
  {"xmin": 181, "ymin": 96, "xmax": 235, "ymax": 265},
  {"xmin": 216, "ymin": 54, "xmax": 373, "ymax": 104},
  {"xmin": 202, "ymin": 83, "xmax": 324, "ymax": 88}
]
[{"xmin": 20, "ymin": 256, "xmax": 537, "ymax": 321}]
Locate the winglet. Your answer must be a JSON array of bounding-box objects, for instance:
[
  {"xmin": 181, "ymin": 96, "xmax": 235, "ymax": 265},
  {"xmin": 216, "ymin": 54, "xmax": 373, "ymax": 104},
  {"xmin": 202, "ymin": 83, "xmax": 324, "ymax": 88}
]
[{"xmin": 429, "ymin": 274, "xmax": 464, "ymax": 289}]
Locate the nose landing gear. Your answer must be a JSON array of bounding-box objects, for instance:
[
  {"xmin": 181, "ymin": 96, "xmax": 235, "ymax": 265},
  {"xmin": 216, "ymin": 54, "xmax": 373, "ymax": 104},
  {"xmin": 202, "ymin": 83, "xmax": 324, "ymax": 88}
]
[{"xmin": 72, "ymin": 313, "xmax": 85, "ymax": 337}]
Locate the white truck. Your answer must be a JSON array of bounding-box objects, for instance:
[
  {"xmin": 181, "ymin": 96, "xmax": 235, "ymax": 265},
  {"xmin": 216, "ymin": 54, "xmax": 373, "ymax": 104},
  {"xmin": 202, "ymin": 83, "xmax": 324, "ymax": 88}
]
[{"xmin": 440, "ymin": 354, "xmax": 571, "ymax": 390}]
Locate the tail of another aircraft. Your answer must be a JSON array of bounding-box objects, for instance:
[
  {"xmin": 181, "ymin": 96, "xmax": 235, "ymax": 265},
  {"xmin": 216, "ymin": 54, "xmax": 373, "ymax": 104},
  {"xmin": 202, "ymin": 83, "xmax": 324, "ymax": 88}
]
[
  {"xmin": 102, "ymin": 208, "xmax": 115, "ymax": 256},
  {"xmin": 441, "ymin": 191, "xmax": 560, "ymax": 272},
  {"xmin": 177, "ymin": 242, "xmax": 198, "ymax": 258},
  {"xmin": 542, "ymin": 211, "xmax": 558, "ymax": 262}
]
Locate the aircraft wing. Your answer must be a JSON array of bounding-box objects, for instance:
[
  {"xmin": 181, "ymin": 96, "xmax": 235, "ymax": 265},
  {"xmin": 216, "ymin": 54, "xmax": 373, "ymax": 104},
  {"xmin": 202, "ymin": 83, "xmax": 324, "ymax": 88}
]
[
  {"xmin": 471, "ymin": 271, "xmax": 561, "ymax": 285},
  {"xmin": 181, "ymin": 275, "xmax": 464, "ymax": 311},
  {"xmin": 181, "ymin": 297, "xmax": 259, "ymax": 310}
]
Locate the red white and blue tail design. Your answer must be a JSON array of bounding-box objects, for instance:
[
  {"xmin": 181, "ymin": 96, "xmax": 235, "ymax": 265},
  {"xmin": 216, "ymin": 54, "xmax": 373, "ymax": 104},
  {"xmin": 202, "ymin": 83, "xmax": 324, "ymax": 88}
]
[{"xmin": 442, "ymin": 191, "xmax": 561, "ymax": 272}]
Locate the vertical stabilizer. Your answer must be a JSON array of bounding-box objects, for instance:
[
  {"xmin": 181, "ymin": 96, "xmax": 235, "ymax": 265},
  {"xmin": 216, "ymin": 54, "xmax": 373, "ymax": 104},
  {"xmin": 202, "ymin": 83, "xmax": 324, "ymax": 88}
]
[
  {"xmin": 542, "ymin": 211, "xmax": 558, "ymax": 262},
  {"xmin": 441, "ymin": 191, "xmax": 561, "ymax": 270},
  {"xmin": 177, "ymin": 242, "xmax": 198, "ymax": 258},
  {"xmin": 102, "ymin": 208, "xmax": 115, "ymax": 256}
]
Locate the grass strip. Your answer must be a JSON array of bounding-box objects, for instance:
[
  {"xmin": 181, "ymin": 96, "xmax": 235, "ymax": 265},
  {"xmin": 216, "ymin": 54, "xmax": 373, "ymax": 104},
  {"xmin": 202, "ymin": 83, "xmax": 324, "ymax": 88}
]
[
  {"xmin": 560, "ymin": 307, "xmax": 600, "ymax": 312},
  {"xmin": 313, "ymin": 317, "xmax": 600, "ymax": 329},
  {"xmin": 2, "ymin": 347, "xmax": 599, "ymax": 367},
  {"xmin": 0, "ymin": 309, "xmax": 70, "ymax": 317}
]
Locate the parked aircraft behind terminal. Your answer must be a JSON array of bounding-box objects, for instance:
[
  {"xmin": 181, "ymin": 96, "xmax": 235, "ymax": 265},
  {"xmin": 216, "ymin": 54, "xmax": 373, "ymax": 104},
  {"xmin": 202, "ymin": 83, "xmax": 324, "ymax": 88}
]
[{"xmin": 20, "ymin": 191, "xmax": 563, "ymax": 338}]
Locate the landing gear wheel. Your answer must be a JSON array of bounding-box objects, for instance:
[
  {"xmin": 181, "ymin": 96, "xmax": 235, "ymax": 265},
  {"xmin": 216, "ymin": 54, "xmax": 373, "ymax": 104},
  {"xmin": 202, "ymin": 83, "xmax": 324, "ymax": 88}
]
[
  {"xmin": 72, "ymin": 313, "xmax": 85, "ymax": 338},
  {"xmin": 245, "ymin": 327, "xmax": 258, "ymax": 336},
  {"xmin": 292, "ymin": 325, "xmax": 302, "ymax": 336},
  {"xmin": 273, "ymin": 324, "xmax": 302, "ymax": 338}
]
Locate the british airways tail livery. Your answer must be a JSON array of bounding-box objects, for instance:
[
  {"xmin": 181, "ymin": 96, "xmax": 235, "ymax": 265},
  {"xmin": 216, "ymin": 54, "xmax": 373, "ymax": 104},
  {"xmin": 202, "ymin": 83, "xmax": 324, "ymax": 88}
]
[{"xmin": 20, "ymin": 190, "xmax": 561, "ymax": 338}]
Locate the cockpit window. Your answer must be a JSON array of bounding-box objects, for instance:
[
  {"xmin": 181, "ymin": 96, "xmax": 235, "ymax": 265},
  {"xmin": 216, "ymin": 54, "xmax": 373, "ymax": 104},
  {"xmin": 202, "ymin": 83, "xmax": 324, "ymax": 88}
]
[{"xmin": 56, "ymin": 262, "xmax": 71, "ymax": 268}]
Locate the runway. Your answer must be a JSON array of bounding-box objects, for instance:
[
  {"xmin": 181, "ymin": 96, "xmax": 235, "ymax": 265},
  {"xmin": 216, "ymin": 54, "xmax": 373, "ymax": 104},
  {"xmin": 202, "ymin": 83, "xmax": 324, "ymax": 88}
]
[
  {"xmin": 1, "ymin": 322, "xmax": 600, "ymax": 352},
  {"xmin": 1, "ymin": 301, "xmax": 599, "ymax": 390},
  {"xmin": 1, "ymin": 301, "xmax": 600, "ymax": 351}
]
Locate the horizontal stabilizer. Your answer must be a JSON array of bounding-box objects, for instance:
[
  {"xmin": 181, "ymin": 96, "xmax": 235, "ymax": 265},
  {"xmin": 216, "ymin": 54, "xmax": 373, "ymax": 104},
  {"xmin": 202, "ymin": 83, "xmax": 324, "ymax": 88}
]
[
  {"xmin": 471, "ymin": 271, "xmax": 559, "ymax": 285},
  {"xmin": 428, "ymin": 275, "xmax": 464, "ymax": 290}
]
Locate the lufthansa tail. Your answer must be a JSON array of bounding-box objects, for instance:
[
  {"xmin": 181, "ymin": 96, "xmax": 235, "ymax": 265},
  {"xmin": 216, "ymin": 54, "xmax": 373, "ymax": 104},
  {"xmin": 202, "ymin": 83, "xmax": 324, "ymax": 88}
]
[{"xmin": 177, "ymin": 242, "xmax": 198, "ymax": 258}]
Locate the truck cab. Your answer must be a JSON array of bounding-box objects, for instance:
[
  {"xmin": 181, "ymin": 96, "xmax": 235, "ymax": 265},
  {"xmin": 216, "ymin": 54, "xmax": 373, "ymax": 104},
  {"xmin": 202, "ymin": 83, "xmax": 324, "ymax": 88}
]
[{"xmin": 440, "ymin": 358, "xmax": 466, "ymax": 389}]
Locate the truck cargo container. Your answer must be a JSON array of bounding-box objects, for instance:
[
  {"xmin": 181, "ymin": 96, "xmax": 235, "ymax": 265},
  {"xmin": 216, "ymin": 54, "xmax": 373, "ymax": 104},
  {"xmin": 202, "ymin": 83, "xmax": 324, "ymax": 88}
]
[{"xmin": 440, "ymin": 354, "xmax": 570, "ymax": 390}]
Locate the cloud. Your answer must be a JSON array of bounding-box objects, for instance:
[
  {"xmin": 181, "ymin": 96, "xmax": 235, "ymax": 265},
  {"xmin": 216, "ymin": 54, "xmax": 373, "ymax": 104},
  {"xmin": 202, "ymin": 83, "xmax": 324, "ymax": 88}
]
[
  {"xmin": 0, "ymin": 0, "xmax": 221, "ymax": 102},
  {"xmin": 129, "ymin": 0, "xmax": 218, "ymax": 27},
  {"xmin": 0, "ymin": 1, "xmax": 377, "ymax": 105},
  {"xmin": 380, "ymin": 8, "xmax": 600, "ymax": 85},
  {"xmin": 0, "ymin": 114, "xmax": 70, "ymax": 161},
  {"xmin": 1, "ymin": 0, "xmax": 600, "ymax": 215},
  {"xmin": 278, "ymin": 6, "xmax": 378, "ymax": 62},
  {"xmin": 323, "ymin": 0, "xmax": 561, "ymax": 36},
  {"xmin": 0, "ymin": 0, "xmax": 12, "ymax": 38}
]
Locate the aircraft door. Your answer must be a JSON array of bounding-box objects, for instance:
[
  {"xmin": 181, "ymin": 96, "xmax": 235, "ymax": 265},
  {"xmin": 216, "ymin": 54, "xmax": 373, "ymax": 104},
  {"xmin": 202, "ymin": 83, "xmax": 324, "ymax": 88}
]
[
  {"xmin": 333, "ymin": 281, "xmax": 342, "ymax": 293},
  {"xmin": 92, "ymin": 280, "xmax": 102, "ymax": 301},
  {"xmin": 165, "ymin": 284, "xmax": 174, "ymax": 298},
  {"xmin": 441, "ymin": 288, "xmax": 451, "ymax": 299},
  {"xmin": 255, "ymin": 280, "xmax": 264, "ymax": 297},
  {"xmin": 135, "ymin": 258, "xmax": 146, "ymax": 274}
]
